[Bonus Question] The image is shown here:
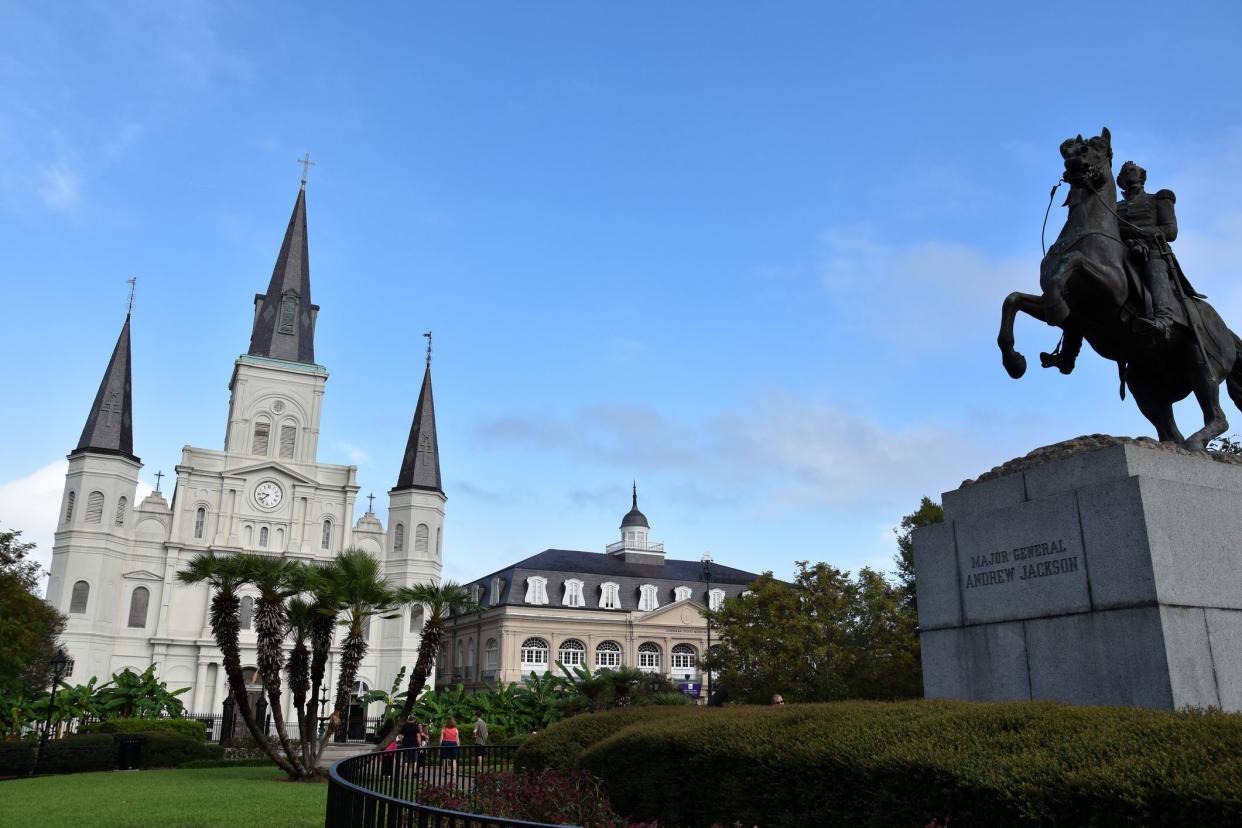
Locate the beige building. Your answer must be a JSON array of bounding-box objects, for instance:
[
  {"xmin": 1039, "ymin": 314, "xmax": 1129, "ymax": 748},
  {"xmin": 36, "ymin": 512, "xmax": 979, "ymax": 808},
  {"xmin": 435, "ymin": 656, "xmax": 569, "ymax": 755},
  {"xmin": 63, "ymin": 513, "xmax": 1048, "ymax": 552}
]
[{"xmin": 437, "ymin": 488, "xmax": 759, "ymax": 696}]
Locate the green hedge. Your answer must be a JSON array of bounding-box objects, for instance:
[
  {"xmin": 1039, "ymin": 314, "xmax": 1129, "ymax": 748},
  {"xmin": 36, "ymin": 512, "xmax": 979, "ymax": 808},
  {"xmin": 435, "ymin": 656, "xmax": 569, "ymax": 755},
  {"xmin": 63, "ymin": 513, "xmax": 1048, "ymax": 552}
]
[
  {"xmin": 0, "ymin": 742, "xmax": 37, "ymax": 776},
  {"xmin": 37, "ymin": 734, "xmax": 118, "ymax": 775},
  {"xmin": 524, "ymin": 701, "xmax": 1242, "ymax": 827},
  {"xmin": 514, "ymin": 706, "xmax": 700, "ymax": 772},
  {"xmin": 139, "ymin": 734, "xmax": 220, "ymax": 768},
  {"xmin": 80, "ymin": 717, "xmax": 208, "ymax": 743}
]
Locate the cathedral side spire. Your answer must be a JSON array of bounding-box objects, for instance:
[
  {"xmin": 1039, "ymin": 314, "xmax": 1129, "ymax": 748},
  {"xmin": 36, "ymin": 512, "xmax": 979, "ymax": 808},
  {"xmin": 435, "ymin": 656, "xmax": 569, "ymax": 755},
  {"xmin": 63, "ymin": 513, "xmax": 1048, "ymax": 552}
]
[
  {"xmin": 74, "ymin": 312, "xmax": 139, "ymax": 463},
  {"xmin": 248, "ymin": 182, "xmax": 317, "ymax": 364},
  {"xmin": 394, "ymin": 362, "xmax": 442, "ymax": 493}
]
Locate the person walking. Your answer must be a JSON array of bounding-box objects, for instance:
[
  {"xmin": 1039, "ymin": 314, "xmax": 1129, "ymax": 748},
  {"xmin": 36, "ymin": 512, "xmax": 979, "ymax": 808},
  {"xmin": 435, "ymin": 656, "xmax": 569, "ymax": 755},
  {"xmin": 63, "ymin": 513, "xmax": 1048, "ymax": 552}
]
[
  {"xmin": 399, "ymin": 718, "xmax": 422, "ymax": 779},
  {"xmin": 472, "ymin": 714, "xmax": 489, "ymax": 771},
  {"xmin": 440, "ymin": 716, "xmax": 460, "ymax": 779}
]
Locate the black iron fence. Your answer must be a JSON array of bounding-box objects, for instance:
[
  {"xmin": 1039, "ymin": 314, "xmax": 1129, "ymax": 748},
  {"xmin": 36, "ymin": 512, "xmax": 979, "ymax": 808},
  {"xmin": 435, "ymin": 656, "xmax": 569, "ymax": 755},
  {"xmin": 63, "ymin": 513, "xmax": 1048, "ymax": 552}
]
[{"xmin": 326, "ymin": 744, "xmax": 560, "ymax": 828}]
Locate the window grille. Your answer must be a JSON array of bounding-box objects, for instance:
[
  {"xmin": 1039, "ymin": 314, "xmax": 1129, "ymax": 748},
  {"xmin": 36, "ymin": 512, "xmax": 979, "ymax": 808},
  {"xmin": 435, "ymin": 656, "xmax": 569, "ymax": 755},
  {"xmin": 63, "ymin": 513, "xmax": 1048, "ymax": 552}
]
[
  {"xmin": 558, "ymin": 639, "xmax": 586, "ymax": 668},
  {"xmin": 240, "ymin": 596, "xmax": 254, "ymax": 630},
  {"xmin": 65, "ymin": 491, "xmax": 75, "ymax": 522},
  {"xmin": 520, "ymin": 637, "xmax": 549, "ymax": 672},
  {"xmin": 114, "ymin": 496, "xmax": 128, "ymax": 526},
  {"xmin": 415, "ymin": 524, "xmax": 429, "ymax": 554},
  {"xmin": 595, "ymin": 640, "xmax": 622, "ymax": 668},
  {"xmin": 279, "ymin": 424, "xmax": 296, "ymax": 459},
  {"xmin": 393, "ymin": 524, "xmax": 404, "ymax": 552},
  {"xmin": 128, "ymin": 586, "xmax": 150, "ymax": 628},
  {"xmin": 70, "ymin": 580, "xmax": 90, "ymax": 614},
  {"xmin": 194, "ymin": 507, "xmax": 206, "ymax": 539},
  {"xmin": 638, "ymin": 642, "xmax": 661, "ymax": 672},
  {"xmin": 252, "ymin": 420, "xmax": 270, "ymax": 455},
  {"xmin": 321, "ymin": 520, "xmax": 331, "ymax": 550},
  {"xmin": 85, "ymin": 491, "xmax": 104, "ymax": 524},
  {"xmin": 671, "ymin": 643, "xmax": 697, "ymax": 672}
]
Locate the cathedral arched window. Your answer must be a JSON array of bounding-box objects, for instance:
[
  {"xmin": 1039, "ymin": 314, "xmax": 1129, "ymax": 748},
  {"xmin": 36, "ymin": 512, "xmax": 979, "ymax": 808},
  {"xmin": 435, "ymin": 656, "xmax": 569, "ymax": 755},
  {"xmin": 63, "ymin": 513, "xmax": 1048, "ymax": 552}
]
[
  {"xmin": 321, "ymin": 520, "xmax": 331, "ymax": 550},
  {"xmin": 240, "ymin": 596, "xmax": 254, "ymax": 630},
  {"xmin": 415, "ymin": 524, "xmax": 429, "ymax": 554},
  {"xmin": 436, "ymin": 527, "xmax": 442, "ymax": 557},
  {"xmin": 393, "ymin": 524, "xmax": 404, "ymax": 552},
  {"xmin": 85, "ymin": 491, "xmax": 105, "ymax": 524},
  {"xmin": 64, "ymin": 491, "xmax": 75, "ymax": 523},
  {"xmin": 252, "ymin": 419, "xmax": 271, "ymax": 455},
  {"xmin": 114, "ymin": 496, "xmax": 128, "ymax": 526},
  {"xmin": 279, "ymin": 423, "xmax": 296, "ymax": 459},
  {"xmin": 70, "ymin": 580, "xmax": 90, "ymax": 614},
  {"xmin": 409, "ymin": 604, "xmax": 424, "ymax": 633},
  {"xmin": 128, "ymin": 586, "xmax": 150, "ymax": 628},
  {"xmin": 259, "ymin": 527, "xmax": 269, "ymax": 547},
  {"xmin": 194, "ymin": 508, "xmax": 206, "ymax": 539}
]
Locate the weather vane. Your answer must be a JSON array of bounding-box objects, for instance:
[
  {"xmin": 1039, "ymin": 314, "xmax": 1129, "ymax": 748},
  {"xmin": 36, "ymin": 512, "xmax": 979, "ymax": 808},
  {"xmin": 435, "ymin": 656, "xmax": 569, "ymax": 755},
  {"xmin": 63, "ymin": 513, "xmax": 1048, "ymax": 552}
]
[
  {"xmin": 297, "ymin": 152, "xmax": 316, "ymax": 189},
  {"xmin": 423, "ymin": 331, "xmax": 432, "ymax": 367},
  {"xmin": 126, "ymin": 276, "xmax": 137, "ymax": 315}
]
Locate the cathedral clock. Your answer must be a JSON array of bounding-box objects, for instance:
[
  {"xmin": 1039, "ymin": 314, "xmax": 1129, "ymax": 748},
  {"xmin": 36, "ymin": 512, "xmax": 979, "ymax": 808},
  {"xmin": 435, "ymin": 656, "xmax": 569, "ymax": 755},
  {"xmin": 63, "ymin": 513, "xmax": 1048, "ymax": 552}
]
[{"xmin": 254, "ymin": 480, "xmax": 284, "ymax": 509}]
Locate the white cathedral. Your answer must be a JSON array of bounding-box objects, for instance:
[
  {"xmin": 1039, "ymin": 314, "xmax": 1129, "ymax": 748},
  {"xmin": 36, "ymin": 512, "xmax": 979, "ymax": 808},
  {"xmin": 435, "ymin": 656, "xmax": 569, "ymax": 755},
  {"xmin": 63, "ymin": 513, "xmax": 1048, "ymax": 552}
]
[{"xmin": 45, "ymin": 180, "xmax": 444, "ymax": 722}]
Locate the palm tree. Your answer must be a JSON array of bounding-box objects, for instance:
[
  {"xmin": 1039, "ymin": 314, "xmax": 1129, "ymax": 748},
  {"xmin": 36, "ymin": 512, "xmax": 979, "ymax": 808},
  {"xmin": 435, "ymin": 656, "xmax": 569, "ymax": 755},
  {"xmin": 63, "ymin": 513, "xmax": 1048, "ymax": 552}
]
[
  {"xmin": 313, "ymin": 549, "xmax": 396, "ymax": 765},
  {"xmin": 284, "ymin": 596, "xmax": 313, "ymax": 755},
  {"xmin": 177, "ymin": 552, "xmax": 298, "ymax": 776},
  {"xmin": 238, "ymin": 553, "xmax": 305, "ymax": 770},
  {"xmin": 376, "ymin": 580, "xmax": 477, "ymax": 749}
]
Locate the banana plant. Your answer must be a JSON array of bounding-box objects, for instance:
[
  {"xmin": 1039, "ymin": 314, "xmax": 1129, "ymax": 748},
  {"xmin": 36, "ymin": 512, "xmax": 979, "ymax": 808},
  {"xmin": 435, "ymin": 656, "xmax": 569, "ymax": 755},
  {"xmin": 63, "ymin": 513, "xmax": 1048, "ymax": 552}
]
[{"xmin": 362, "ymin": 666, "xmax": 408, "ymax": 727}]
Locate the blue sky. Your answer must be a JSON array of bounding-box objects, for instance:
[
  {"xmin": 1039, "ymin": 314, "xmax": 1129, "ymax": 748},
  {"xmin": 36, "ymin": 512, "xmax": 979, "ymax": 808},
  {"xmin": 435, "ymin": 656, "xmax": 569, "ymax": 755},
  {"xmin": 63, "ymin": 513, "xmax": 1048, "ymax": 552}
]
[{"xmin": 4, "ymin": 1, "xmax": 1242, "ymax": 583}]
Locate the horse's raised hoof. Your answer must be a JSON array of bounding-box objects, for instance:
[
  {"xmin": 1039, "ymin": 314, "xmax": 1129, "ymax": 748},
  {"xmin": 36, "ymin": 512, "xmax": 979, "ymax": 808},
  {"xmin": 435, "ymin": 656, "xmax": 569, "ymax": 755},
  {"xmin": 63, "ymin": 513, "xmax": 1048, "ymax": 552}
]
[
  {"xmin": 1039, "ymin": 351, "xmax": 1075, "ymax": 375},
  {"xmin": 1003, "ymin": 351, "xmax": 1027, "ymax": 379}
]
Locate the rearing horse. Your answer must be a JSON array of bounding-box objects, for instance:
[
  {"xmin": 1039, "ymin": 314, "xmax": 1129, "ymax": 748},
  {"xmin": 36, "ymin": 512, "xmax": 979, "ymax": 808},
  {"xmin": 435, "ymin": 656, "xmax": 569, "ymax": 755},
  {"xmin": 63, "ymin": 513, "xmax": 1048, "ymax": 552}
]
[{"xmin": 997, "ymin": 127, "xmax": 1242, "ymax": 451}]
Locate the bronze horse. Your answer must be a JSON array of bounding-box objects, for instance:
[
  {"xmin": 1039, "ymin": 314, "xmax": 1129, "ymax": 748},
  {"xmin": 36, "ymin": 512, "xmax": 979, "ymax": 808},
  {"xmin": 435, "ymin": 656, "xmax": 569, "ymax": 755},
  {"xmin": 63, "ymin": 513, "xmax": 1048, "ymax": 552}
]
[{"xmin": 997, "ymin": 127, "xmax": 1242, "ymax": 452}]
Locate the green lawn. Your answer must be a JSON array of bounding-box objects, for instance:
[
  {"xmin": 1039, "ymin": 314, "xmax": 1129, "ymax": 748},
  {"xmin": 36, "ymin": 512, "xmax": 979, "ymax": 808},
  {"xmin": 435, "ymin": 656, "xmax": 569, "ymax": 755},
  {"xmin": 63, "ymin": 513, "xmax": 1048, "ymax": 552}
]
[{"xmin": 0, "ymin": 766, "xmax": 326, "ymax": 828}]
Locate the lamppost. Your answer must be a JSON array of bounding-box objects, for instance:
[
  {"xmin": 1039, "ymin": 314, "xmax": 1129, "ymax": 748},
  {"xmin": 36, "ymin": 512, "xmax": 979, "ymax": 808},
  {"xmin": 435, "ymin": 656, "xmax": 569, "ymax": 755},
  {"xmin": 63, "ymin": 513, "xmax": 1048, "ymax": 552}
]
[
  {"xmin": 31, "ymin": 650, "xmax": 70, "ymax": 775},
  {"xmin": 317, "ymin": 683, "xmax": 329, "ymax": 736},
  {"xmin": 701, "ymin": 551, "xmax": 714, "ymax": 702}
]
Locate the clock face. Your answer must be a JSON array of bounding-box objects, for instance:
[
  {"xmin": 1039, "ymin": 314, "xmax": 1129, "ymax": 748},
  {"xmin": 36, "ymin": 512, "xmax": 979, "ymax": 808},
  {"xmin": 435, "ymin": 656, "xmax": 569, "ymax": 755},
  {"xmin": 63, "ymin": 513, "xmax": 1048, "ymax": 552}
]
[{"xmin": 254, "ymin": 481, "xmax": 283, "ymax": 509}]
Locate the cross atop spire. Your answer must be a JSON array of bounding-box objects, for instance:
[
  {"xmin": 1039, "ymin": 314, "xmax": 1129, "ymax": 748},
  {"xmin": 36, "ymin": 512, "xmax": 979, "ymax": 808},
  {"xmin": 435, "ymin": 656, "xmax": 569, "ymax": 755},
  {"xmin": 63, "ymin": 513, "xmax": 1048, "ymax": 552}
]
[
  {"xmin": 126, "ymin": 276, "xmax": 137, "ymax": 315},
  {"xmin": 297, "ymin": 153, "xmax": 315, "ymax": 190},
  {"xmin": 423, "ymin": 331, "xmax": 432, "ymax": 368},
  {"xmin": 74, "ymin": 311, "xmax": 139, "ymax": 463}
]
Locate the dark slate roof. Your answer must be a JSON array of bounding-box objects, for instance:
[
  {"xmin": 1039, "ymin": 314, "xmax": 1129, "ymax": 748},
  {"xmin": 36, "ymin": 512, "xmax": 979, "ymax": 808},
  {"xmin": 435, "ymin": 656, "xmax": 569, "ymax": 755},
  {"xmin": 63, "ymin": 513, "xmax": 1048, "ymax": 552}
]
[
  {"xmin": 248, "ymin": 186, "xmax": 318, "ymax": 364},
  {"xmin": 461, "ymin": 549, "xmax": 762, "ymax": 613},
  {"xmin": 393, "ymin": 364, "xmax": 442, "ymax": 493},
  {"xmin": 620, "ymin": 483, "xmax": 649, "ymax": 529},
  {"xmin": 73, "ymin": 313, "xmax": 139, "ymax": 463}
]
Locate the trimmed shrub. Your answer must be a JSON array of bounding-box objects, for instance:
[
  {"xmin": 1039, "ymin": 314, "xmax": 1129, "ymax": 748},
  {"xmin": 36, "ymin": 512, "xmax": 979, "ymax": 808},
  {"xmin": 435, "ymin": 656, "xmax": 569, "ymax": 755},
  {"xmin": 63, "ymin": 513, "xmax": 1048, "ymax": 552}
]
[
  {"xmin": 514, "ymin": 706, "xmax": 700, "ymax": 772},
  {"xmin": 81, "ymin": 717, "xmax": 207, "ymax": 743},
  {"xmin": 37, "ymin": 734, "xmax": 117, "ymax": 775},
  {"xmin": 556, "ymin": 701, "xmax": 1242, "ymax": 828},
  {"xmin": 139, "ymin": 733, "xmax": 219, "ymax": 768},
  {"xmin": 0, "ymin": 742, "xmax": 37, "ymax": 776}
]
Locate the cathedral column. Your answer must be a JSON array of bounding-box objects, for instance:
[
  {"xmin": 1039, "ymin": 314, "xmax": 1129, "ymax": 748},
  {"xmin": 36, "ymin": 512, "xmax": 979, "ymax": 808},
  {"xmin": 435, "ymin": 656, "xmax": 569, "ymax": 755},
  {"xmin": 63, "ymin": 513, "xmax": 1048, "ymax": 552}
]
[{"xmin": 193, "ymin": 660, "xmax": 210, "ymax": 713}]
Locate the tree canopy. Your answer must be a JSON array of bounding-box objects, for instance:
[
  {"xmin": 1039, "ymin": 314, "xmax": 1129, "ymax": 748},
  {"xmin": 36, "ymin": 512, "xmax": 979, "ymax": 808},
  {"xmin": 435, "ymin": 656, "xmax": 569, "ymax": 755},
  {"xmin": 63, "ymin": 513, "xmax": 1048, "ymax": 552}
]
[{"xmin": 0, "ymin": 526, "xmax": 65, "ymax": 697}]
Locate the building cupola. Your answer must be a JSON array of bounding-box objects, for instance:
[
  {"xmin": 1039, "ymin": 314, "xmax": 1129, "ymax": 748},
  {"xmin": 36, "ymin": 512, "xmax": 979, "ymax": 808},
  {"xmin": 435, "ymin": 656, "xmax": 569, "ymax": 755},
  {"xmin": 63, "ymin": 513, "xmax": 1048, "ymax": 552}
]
[{"xmin": 609, "ymin": 483, "xmax": 663, "ymax": 565}]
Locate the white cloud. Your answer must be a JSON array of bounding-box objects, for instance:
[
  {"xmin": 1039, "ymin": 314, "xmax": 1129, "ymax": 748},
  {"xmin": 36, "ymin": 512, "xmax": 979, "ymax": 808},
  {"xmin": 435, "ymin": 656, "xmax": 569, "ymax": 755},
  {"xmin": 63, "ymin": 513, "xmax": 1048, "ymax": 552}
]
[{"xmin": 38, "ymin": 160, "xmax": 81, "ymax": 212}]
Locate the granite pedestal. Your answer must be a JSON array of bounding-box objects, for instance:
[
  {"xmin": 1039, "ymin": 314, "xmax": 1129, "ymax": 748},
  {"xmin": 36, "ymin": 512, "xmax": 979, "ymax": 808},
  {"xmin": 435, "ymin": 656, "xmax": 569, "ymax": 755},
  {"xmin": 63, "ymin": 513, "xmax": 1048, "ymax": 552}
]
[{"xmin": 914, "ymin": 437, "xmax": 1242, "ymax": 711}]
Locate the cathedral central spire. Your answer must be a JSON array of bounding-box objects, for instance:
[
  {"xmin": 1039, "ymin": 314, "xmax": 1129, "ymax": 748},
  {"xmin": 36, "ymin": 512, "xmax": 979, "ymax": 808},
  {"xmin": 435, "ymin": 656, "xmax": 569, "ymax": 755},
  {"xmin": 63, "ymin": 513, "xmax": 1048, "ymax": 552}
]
[
  {"xmin": 74, "ymin": 312, "xmax": 138, "ymax": 463},
  {"xmin": 248, "ymin": 184, "xmax": 318, "ymax": 364}
]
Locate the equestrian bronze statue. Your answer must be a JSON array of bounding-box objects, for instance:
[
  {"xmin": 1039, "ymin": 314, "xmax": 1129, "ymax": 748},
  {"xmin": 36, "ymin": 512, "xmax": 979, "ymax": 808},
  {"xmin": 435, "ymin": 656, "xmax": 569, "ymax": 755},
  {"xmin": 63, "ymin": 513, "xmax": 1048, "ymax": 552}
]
[{"xmin": 997, "ymin": 127, "xmax": 1242, "ymax": 451}]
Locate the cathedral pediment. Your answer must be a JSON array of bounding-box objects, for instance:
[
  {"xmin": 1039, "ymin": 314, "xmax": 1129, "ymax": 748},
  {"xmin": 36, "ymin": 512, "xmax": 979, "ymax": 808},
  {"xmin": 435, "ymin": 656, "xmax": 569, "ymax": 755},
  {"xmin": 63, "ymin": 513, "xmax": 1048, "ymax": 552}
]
[
  {"xmin": 225, "ymin": 461, "xmax": 319, "ymax": 486},
  {"xmin": 122, "ymin": 569, "xmax": 163, "ymax": 581}
]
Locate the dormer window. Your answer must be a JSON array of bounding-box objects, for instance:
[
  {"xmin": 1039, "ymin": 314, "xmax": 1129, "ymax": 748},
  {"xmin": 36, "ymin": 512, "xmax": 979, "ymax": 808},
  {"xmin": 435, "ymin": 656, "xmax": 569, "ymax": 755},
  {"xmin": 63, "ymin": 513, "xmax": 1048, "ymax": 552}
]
[
  {"xmin": 562, "ymin": 578, "xmax": 585, "ymax": 608},
  {"xmin": 600, "ymin": 582, "xmax": 621, "ymax": 610},
  {"xmin": 490, "ymin": 576, "xmax": 505, "ymax": 606},
  {"xmin": 674, "ymin": 585, "xmax": 692, "ymax": 602},
  {"xmin": 278, "ymin": 290, "xmax": 299, "ymax": 335},
  {"xmin": 709, "ymin": 588, "xmax": 726, "ymax": 610},
  {"xmin": 638, "ymin": 584, "xmax": 659, "ymax": 612},
  {"xmin": 524, "ymin": 576, "xmax": 549, "ymax": 605}
]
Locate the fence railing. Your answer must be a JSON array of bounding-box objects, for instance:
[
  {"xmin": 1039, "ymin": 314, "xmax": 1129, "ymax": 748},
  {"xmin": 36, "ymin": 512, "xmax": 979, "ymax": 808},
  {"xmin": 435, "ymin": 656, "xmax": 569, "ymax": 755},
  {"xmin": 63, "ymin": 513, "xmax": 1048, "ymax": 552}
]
[{"xmin": 326, "ymin": 744, "xmax": 559, "ymax": 828}]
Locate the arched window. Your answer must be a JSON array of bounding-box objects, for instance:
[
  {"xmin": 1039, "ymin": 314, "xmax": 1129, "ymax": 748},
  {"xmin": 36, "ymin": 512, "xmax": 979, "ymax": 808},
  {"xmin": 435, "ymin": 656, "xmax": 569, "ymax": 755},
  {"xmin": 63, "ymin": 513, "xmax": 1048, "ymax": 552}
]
[
  {"xmin": 393, "ymin": 524, "xmax": 404, "ymax": 552},
  {"xmin": 240, "ymin": 596, "xmax": 254, "ymax": 630},
  {"xmin": 321, "ymin": 520, "xmax": 331, "ymax": 550},
  {"xmin": 194, "ymin": 507, "xmax": 206, "ymax": 539},
  {"xmin": 524, "ymin": 576, "xmax": 549, "ymax": 605},
  {"xmin": 485, "ymin": 639, "xmax": 499, "ymax": 671},
  {"xmin": 520, "ymin": 637, "xmax": 549, "ymax": 672},
  {"xmin": 128, "ymin": 586, "xmax": 150, "ymax": 628},
  {"xmin": 595, "ymin": 640, "xmax": 622, "ymax": 669},
  {"xmin": 558, "ymin": 639, "xmax": 586, "ymax": 669},
  {"xmin": 638, "ymin": 584, "xmax": 659, "ymax": 612},
  {"xmin": 415, "ymin": 524, "xmax": 429, "ymax": 554},
  {"xmin": 671, "ymin": 644, "xmax": 697, "ymax": 676},
  {"xmin": 709, "ymin": 588, "xmax": 726, "ymax": 611},
  {"xmin": 455, "ymin": 640, "xmax": 464, "ymax": 669},
  {"xmin": 409, "ymin": 605, "xmax": 424, "ymax": 633},
  {"xmin": 85, "ymin": 491, "xmax": 105, "ymax": 524},
  {"xmin": 275, "ymin": 527, "xmax": 284, "ymax": 549},
  {"xmin": 638, "ymin": 642, "xmax": 661, "ymax": 673},
  {"xmin": 69, "ymin": 580, "xmax": 90, "ymax": 614},
  {"xmin": 251, "ymin": 419, "xmax": 271, "ymax": 455},
  {"xmin": 599, "ymin": 582, "xmax": 621, "ymax": 610},
  {"xmin": 279, "ymin": 423, "xmax": 296, "ymax": 459},
  {"xmin": 436, "ymin": 527, "xmax": 442, "ymax": 557},
  {"xmin": 674, "ymin": 585, "xmax": 692, "ymax": 602},
  {"xmin": 64, "ymin": 491, "xmax": 76, "ymax": 523},
  {"xmin": 562, "ymin": 578, "xmax": 585, "ymax": 607},
  {"xmin": 465, "ymin": 637, "xmax": 475, "ymax": 678},
  {"xmin": 259, "ymin": 527, "xmax": 269, "ymax": 547},
  {"xmin": 243, "ymin": 524, "xmax": 253, "ymax": 546},
  {"xmin": 114, "ymin": 496, "xmax": 128, "ymax": 526}
]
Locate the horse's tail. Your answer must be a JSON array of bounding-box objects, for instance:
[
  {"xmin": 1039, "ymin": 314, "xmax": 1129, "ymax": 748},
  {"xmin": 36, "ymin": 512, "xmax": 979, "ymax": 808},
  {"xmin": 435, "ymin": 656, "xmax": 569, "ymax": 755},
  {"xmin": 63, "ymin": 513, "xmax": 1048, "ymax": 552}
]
[{"xmin": 1227, "ymin": 331, "xmax": 1242, "ymax": 414}]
